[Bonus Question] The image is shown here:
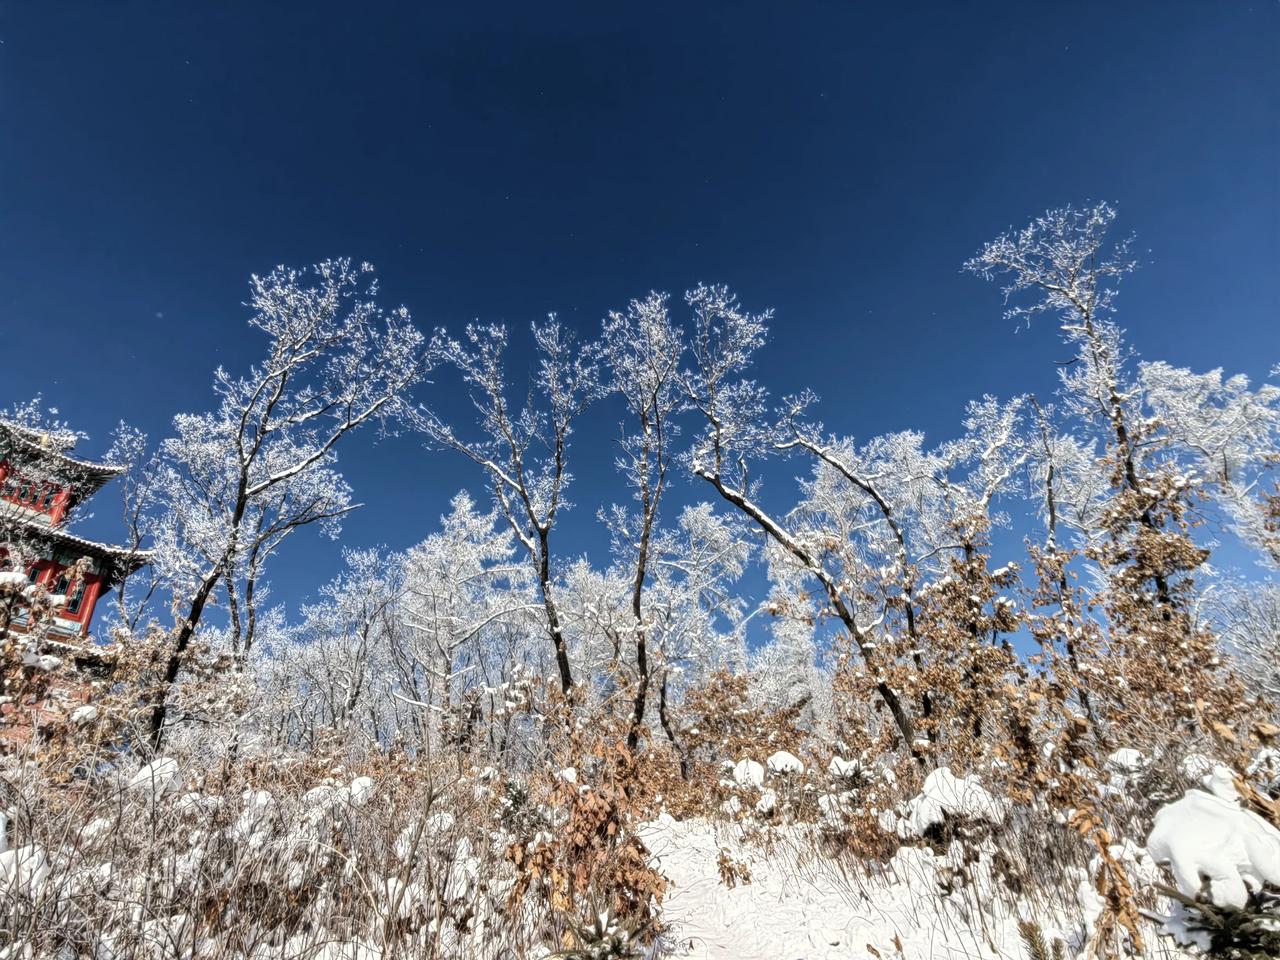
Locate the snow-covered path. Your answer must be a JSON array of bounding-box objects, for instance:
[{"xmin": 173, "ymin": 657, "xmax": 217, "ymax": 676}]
[{"xmin": 640, "ymin": 814, "xmax": 1036, "ymax": 960}]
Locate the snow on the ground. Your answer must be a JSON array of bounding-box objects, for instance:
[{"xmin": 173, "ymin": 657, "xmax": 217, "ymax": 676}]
[
  {"xmin": 1105, "ymin": 747, "xmax": 1147, "ymax": 775},
  {"xmin": 641, "ymin": 814, "xmax": 1044, "ymax": 960}
]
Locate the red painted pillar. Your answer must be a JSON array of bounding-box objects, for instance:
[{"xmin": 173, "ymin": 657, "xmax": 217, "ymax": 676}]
[
  {"xmin": 78, "ymin": 577, "xmax": 102, "ymax": 637},
  {"xmin": 49, "ymin": 487, "xmax": 71, "ymax": 526}
]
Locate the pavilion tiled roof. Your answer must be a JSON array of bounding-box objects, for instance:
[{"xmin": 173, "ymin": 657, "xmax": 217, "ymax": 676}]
[
  {"xmin": 0, "ymin": 420, "xmax": 125, "ymax": 482},
  {"xmin": 5, "ymin": 514, "xmax": 152, "ymax": 582}
]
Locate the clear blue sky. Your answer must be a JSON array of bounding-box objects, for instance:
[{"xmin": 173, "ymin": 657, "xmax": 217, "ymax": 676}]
[{"xmin": 2, "ymin": 2, "xmax": 1277, "ymax": 616}]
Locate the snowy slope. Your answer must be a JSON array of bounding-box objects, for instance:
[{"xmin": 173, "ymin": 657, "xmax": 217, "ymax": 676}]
[{"xmin": 641, "ymin": 814, "xmax": 1049, "ymax": 960}]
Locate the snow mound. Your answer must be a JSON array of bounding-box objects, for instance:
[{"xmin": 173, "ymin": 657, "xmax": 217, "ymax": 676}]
[
  {"xmin": 766, "ymin": 751, "xmax": 804, "ymax": 775},
  {"xmin": 818, "ymin": 791, "xmax": 855, "ymax": 825},
  {"xmin": 880, "ymin": 767, "xmax": 1008, "ymax": 839},
  {"xmin": 732, "ymin": 758, "xmax": 765, "ymax": 789},
  {"xmin": 128, "ymin": 757, "xmax": 181, "ymax": 798},
  {"xmin": 827, "ymin": 756, "xmax": 860, "ymax": 779},
  {"xmin": 0, "ymin": 844, "xmax": 51, "ymax": 898},
  {"xmin": 1147, "ymin": 788, "xmax": 1280, "ymax": 909},
  {"xmin": 1106, "ymin": 747, "xmax": 1147, "ymax": 774},
  {"xmin": 1203, "ymin": 765, "xmax": 1241, "ymax": 802},
  {"xmin": 349, "ymin": 776, "xmax": 375, "ymax": 805}
]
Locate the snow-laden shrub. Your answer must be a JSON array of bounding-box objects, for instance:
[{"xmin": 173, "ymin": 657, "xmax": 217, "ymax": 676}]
[
  {"xmin": 732, "ymin": 758, "xmax": 764, "ymax": 790},
  {"xmin": 0, "ymin": 744, "xmax": 562, "ymax": 960},
  {"xmin": 766, "ymin": 750, "xmax": 803, "ymax": 775},
  {"xmin": 879, "ymin": 767, "xmax": 1008, "ymax": 841},
  {"xmin": 503, "ymin": 714, "xmax": 668, "ymax": 957},
  {"xmin": 1149, "ymin": 789, "xmax": 1280, "ymax": 910},
  {"xmin": 1146, "ymin": 785, "xmax": 1280, "ymax": 955}
]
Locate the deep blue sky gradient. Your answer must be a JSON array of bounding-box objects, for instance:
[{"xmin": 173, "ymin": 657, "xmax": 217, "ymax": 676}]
[{"xmin": 2, "ymin": 2, "xmax": 1277, "ymax": 621}]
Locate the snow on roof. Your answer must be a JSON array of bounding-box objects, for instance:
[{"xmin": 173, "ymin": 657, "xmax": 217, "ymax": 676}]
[
  {"xmin": 0, "ymin": 419, "xmax": 124, "ymax": 479},
  {"xmin": 4, "ymin": 514, "xmax": 151, "ymax": 573}
]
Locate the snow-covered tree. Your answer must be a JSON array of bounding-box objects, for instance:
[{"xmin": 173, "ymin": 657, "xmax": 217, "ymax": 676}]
[
  {"xmin": 967, "ymin": 203, "xmax": 1262, "ymax": 752},
  {"xmin": 599, "ymin": 291, "xmax": 685, "ymax": 748},
  {"xmin": 751, "ymin": 584, "xmax": 826, "ymax": 732},
  {"xmin": 100, "ymin": 422, "xmax": 160, "ymax": 634},
  {"xmin": 557, "ymin": 499, "xmax": 750, "ymax": 761},
  {"xmin": 142, "ymin": 259, "xmax": 435, "ymax": 748},
  {"xmin": 294, "ymin": 547, "xmax": 404, "ymax": 744},
  {"xmin": 395, "ymin": 491, "xmax": 538, "ymax": 749},
  {"xmin": 680, "ymin": 283, "xmax": 922, "ymax": 751},
  {"xmin": 771, "ymin": 393, "xmax": 1028, "ymax": 755},
  {"xmin": 1140, "ymin": 361, "xmax": 1280, "ymax": 566},
  {"xmin": 645, "ymin": 504, "xmax": 749, "ymax": 713},
  {"xmin": 964, "ymin": 205, "xmax": 1159, "ymax": 567},
  {"xmin": 416, "ymin": 319, "xmax": 603, "ymax": 695},
  {"xmin": 1204, "ymin": 578, "xmax": 1280, "ymax": 702}
]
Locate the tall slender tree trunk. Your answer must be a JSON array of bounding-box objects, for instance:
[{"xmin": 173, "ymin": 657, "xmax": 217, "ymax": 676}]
[
  {"xmin": 657, "ymin": 671, "xmax": 688, "ymax": 780},
  {"xmin": 145, "ymin": 572, "xmax": 219, "ymax": 751}
]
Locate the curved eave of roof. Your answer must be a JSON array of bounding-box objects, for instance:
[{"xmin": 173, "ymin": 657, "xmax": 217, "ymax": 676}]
[
  {"xmin": 8, "ymin": 516, "xmax": 152, "ymax": 578},
  {"xmin": 0, "ymin": 420, "xmax": 125, "ymax": 480}
]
